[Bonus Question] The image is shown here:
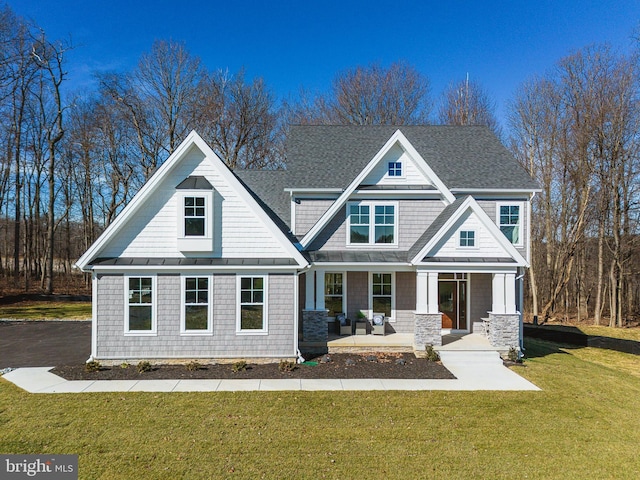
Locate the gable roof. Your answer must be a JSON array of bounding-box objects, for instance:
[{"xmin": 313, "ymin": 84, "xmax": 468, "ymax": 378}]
[
  {"xmin": 408, "ymin": 195, "xmax": 528, "ymax": 267},
  {"xmin": 75, "ymin": 131, "xmax": 308, "ymax": 271},
  {"xmin": 297, "ymin": 129, "xmax": 456, "ymax": 249},
  {"xmin": 285, "ymin": 125, "xmax": 539, "ymax": 191}
]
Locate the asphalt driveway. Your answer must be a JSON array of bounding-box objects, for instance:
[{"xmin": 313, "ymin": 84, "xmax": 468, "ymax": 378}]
[{"xmin": 0, "ymin": 321, "xmax": 91, "ymax": 368}]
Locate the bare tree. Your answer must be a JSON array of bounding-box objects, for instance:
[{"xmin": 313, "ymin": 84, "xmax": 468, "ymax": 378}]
[
  {"xmin": 285, "ymin": 61, "xmax": 432, "ymax": 125},
  {"xmin": 438, "ymin": 75, "xmax": 501, "ymax": 136}
]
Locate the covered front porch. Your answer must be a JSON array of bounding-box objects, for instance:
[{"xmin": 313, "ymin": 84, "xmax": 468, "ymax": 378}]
[{"xmin": 300, "ymin": 266, "xmax": 524, "ymax": 353}]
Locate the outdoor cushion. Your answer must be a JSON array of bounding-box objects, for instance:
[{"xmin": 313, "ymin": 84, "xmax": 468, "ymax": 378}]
[
  {"xmin": 372, "ymin": 314, "xmax": 384, "ymax": 326},
  {"xmin": 336, "ymin": 313, "xmax": 347, "ymax": 326}
]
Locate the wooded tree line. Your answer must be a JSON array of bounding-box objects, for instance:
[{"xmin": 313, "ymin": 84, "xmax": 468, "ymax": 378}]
[{"xmin": 1, "ymin": 6, "xmax": 638, "ymax": 326}]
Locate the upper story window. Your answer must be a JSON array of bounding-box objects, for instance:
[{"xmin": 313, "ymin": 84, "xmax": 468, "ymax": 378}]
[
  {"xmin": 176, "ymin": 176, "xmax": 214, "ymax": 252},
  {"xmin": 459, "ymin": 230, "xmax": 475, "ymax": 247},
  {"xmin": 498, "ymin": 203, "xmax": 522, "ymax": 246},
  {"xmin": 184, "ymin": 197, "xmax": 206, "ymax": 236},
  {"xmin": 388, "ymin": 161, "xmax": 402, "ymax": 177},
  {"xmin": 347, "ymin": 202, "xmax": 397, "ymax": 246}
]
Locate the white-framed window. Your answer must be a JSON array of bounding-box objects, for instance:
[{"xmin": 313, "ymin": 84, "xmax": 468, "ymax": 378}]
[
  {"xmin": 181, "ymin": 276, "xmax": 212, "ymax": 334},
  {"xmin": 347, "ymin": 201, "xmax": 398, "ymax": 246},
  {"xmin": 370, "ymin": 272, "xmax": 394, "ymax": 320},
  {"xmin": 236, "ymin": 275, "xmax": 268, "ymax": 334},
  {"xmin": 184, "ymin": 196, "xmax": 206, "ymax": 236},
  {"xmin": 459, "ymin": 230, "xmax": 476, "ymax": 248},
  {"xmin": 177, "ymin": 190, "xmax": 213, "ymax": 252},
  {"xmin": 325, "ymin": 272, "xmax": 346, "ymax": 317},
  {"xmin": 388, "ymin": 161, "xmax": 402, "ymax": 177},
  {"xmin": 497, "ymin": 203, "xmax": 523, "ymax": 246},
  {"xmin": 125, "ymin": 275, "xmax": 157, "ymax": 335}
]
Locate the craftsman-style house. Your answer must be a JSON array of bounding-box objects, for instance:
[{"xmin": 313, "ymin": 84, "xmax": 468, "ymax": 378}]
[{"xmin": 76, "ymin": 126, "xmax": 538, "ymax": 363}]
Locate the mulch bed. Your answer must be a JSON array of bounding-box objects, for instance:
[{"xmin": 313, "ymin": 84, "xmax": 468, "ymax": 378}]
[{"xmin": 51, "ymin": 353, "xmax": 455, "ymax": 381}]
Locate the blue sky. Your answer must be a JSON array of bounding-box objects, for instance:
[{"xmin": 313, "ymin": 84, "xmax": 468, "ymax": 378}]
[{"xmin": 6, "ymin": 0, "xmax": 640, "ymax": 127}]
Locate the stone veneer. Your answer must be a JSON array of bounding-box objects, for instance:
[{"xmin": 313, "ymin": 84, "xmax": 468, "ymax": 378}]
[
  {"xmin": 414, "ymin": 313, "xmax": 442, "ymax": 348},
  {"xmin": 302, "ymin": 310, "xmax": 328, "ymax": 343},
  {"xmin": 488, "ymin": 313, "xmax": 520, "ymax": 350}
]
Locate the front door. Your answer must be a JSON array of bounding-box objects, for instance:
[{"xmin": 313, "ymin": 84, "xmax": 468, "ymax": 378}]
[{"xmin": 438, "ymin": 276, "xmax": 468, "ymax": 330}]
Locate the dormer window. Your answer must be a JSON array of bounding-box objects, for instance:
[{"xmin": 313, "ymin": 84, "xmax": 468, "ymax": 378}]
[
  {"xmin": 176, "ymin": 176, "xmax": 214, "ymax": 252},
  {"xmin": 388, "ymin": 161, "xmax": 402, "ymax": 177},
  {"xmin": 184, "ymin": 196, "xmax": 206, "ymax": 236}
]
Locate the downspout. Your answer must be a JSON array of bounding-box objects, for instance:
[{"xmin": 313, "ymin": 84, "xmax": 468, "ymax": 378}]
[
  {"xmin": 295, "ymin": 268, "xmax": 306, "ymax": 363},
  {"xmin": 516, "ymin": 270, "xmax": 525, "ymax": 355}
]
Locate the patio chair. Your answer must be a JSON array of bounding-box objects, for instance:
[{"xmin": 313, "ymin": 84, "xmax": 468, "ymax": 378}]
[
  {"xmin": 371, "ymin": 312, "xmax": 386, "ymax": 335},
  {"xmin": 336, "ymin": 313, "xmax": 352, "ymax": 336}
]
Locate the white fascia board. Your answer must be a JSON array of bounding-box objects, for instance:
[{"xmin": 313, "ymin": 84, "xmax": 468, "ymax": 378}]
[
  {"xmin": 300, "ymin": 129, "xmax": 455, "ymax": 249},
  {"xmin": 450, "ymin": 188, "xmax": 542, "ymax": 194},
  {"xmin": 75, "ymin": 131, "xmax": 203, "ymax": 271},
  {"xmin": 91, "ymin": 264, "xmax": 302, "ymax": 274},
  {"xmin": 76, "ymin": 131, "xmax": 308, "ymax": 271},
  {"xmin": 414, "ymin": 264, "xmax": 519, "ymax": 273},
  {"xmin": 409, "ymin": 196, "xmax": 529, "ymax": 267}
]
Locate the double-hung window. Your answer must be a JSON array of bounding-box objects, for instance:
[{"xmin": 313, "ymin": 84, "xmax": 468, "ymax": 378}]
[
  {"xmin": 182, "ymin": 276, "xmax": 211, "ymax": 334},
  {"xmin": 371, "ymin": 273, "xmax": 393, "ymax": 318},
  {"xmin": 237, "ymin": 276, "xmax": 268, "ymax": 334},
  {"xmin": 348, "ymin": 202, "xmax": 397, "ymax": 246},
  {"xmin": 325, "ymin": 272, "xmax": 344, "ymax": 317},
  {"xmin": 184, "ymin": 196, "xmax": 206, "ymax": 236},
  {"xmin": 126, "ymin": 276, "xmax": 156, "ymax": 335},
  {"xmin": 498, "ymin": 203, "xmax": 522, "ymax": 246}
]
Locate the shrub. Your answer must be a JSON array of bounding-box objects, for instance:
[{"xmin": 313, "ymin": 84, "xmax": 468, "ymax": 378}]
[
  {"xmin": 120, "ymin": 362, "xmax": 129, "ymax": 369},
  {"xmin": 232, "ymin": 360, "xmax": 247, "ymax": 373},
  {"xmin": 425, "ymin": 345, "xmax": 440, "ymax": 362},
  {"xmin": 185, "ymin": 361, "xmax": 201, "ymax": 372},
  {"xmin": 278, "ymin": 360, "xmax": 297, "ymax": 373},
  {"xmin": 508, "ymin": 347, "xmax": 519, "ymax": 362},
  {"xmin": 137, "ymin": 361, "xmax": 152, "ymax": 373},
  {"xmin": 85, "ymin": 360, "xmax": 101, "ymax": 372}
]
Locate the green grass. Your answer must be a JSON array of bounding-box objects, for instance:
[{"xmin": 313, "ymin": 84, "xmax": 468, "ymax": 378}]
[
  {"xmin": 1, "ymin": 338, "xmax": 639, "ymax": 479},
  {"xmin": 0, "ymin": 302, "xmax": 91, "ymax": 320}
]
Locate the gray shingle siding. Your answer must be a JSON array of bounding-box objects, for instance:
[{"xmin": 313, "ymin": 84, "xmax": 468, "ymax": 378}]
[{"xmin": 95, "ymin": 273, "xmax": 296, "ymax": 360}]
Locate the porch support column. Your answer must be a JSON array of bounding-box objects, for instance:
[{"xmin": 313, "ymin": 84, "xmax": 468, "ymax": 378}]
[
  {"xmin": 416, "ymin": 271, "xmax": 429, "ymax": 314},
  {"xmin": 427, "ymin": 272, "xmax": 439, "ymax": 314},
  {"xmin": 505, "ymin": 273, "xmax": 516, "ymax": 314},
  {"xmin": 304, "ymin": 270, "xmax": 315, "ymax": 310},
  {"xmin": 492, "ymin": 273, "xmax": 506, "ymax": 314},
  {"xmin": 315, "ymin": 269, "xmax": 325, "ymax": 311}
]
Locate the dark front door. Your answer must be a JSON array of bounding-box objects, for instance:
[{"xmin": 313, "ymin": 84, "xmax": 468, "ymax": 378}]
[{"xmin": 439, "ymin": 279, "xmax": 467, "ymax": 330}]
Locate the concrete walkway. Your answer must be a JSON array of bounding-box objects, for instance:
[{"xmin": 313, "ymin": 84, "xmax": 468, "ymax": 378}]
[{"xmin": 1, "ymin": 352, "xmax": 540, "ymax": 393}]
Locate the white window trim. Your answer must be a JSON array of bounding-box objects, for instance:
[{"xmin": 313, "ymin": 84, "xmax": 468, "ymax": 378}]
[
  {"xmin": 496, "ymin": 202, "xmax": 524, "ymax": 247},
  {"xmin": 387, "ymin": 161, "xmax": 404, "ymax": 179},
  {"xmin": 236, "ymin": 275, "xmax": 268, "ymax": 335},
  {"xmin": 457, "ymin": 229, "xmax": 479, "ymax": 250},
  {"xmin": 180, "ymin": 275, "xmax": 213, "ymax": 335},
  {"xmin": 325, "ymin": 271, "xmax": 347, "ymax": 318},
  {"xmin": 346, "ymin": 201, "xmax": 399, "ymax": 248},
  {"xmin": 124, "ymin": 274, "xmax": 157, "ymax": 336},
  {"xmin": 368, "ymin": 271, "xmax": 395, "ymax": 322},
  {"xmin": 177, "ymin": 190, "xmax": 214, "ymax": 252}
]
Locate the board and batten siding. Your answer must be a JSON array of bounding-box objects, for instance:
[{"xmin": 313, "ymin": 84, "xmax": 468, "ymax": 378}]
[
  {"xmin": 95, "ymin": 272, "xmax": 296, "ymax": 359},
  {"xmin": 309, "ymin": 200, "xmax": 446, "ymax": 251},
  {"xmin": 101, "ymin": 147, "xmax": 291, "ymax": 259}
]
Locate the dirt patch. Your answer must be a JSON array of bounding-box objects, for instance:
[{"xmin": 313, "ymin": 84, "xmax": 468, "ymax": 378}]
[{"xmin": 51, "ymin": 353, "xmax": 455, "ymax": 381}]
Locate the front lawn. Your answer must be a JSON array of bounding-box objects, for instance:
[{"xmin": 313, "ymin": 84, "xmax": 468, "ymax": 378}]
[
  {"xmin": 1, "ymin": 338, "xmax": 639, "ymax": 479},
  {"xmin": 0, "ymin": 302, "xmax": 91, "ymax": 320},
  {"xmin": 0, "ymin": 340, "xmax": 640, "ymax": 479}
]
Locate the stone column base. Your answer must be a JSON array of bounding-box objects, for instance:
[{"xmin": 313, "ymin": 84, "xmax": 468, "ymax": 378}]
[
  {"xmin": 302, "ymin": 310, "xmax": 328, "ymax": 343},
  {"xmin": 488, "ymin": 313, "xmax": 520, "ymax": 351},
  {"xmin": 414, "ymin": 312, "xmax": 442, "ymax": 349}
]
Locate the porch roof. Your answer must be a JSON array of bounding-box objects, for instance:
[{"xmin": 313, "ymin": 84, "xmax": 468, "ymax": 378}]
[
  {"xmin": 422, "ymin": 257, "xmax": 517, "ymax": 263},
  {"xmin": 91, "ymin": 257, "xmax": 300, "ymax": 267},
  {"xmin": 309, "ymin": 250, "xmax": 410, "ymax": 263}
]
